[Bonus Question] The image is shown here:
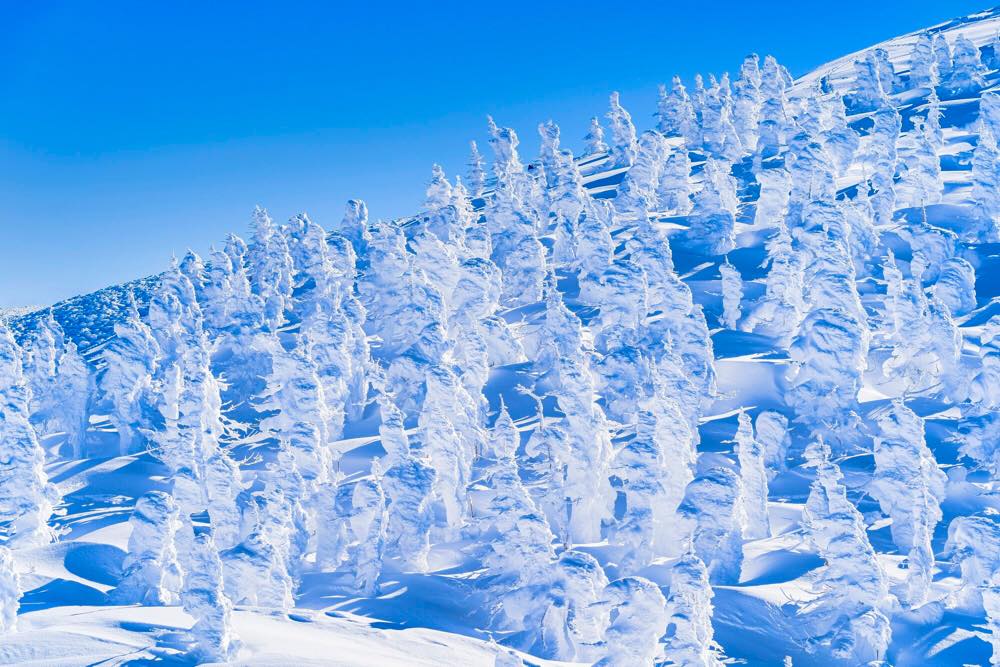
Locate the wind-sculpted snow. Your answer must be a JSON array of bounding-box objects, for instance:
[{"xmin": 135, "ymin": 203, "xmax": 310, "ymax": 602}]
[{"xmin": 7, "ymin": 7, "xmax": 1000, "ymax": 666}]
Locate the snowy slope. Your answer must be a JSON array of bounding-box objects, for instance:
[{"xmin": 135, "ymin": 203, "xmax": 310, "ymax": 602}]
[{"xmin": 4, "ymin": 6, "xmax": 1000, "ymax": 667}]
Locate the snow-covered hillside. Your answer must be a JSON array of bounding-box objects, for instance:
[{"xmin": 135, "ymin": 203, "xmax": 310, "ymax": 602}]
[{"xmin": 4, "ymin": 7, "xmax": 1000, "ymax": 666}]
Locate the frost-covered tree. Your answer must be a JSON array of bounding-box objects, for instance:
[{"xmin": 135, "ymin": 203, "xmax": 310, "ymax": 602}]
[
  {"xmin": 606, "ymin": 92, "xmax": 638, "ymax": 168},
  {"xmin": 743, "ymin": 222, "xmax": 805, "ymax": 343},
  {"xmin": 933, "ymin": 34, "xmax": 952, "ymax": 83},
  {"xmin": 23, "ymin": 312, "xmax": 91, "ymax": 457},
  {"xmin": 869, "ymin": 401, "xmax": 946, "ymax": 607},
  {"xmin": 662, "ymin": 550, "xmax": 721, "ymax": 667},
  {"xmin": 584, "ymin": 116, "xmax": 609, "ymax": 155},
  {"xmin": 220, "ymin": 527, "xmax": 294, "ymax": 610},
  {"xmin": 753, "ymin": 166, "xmax": 790, "ymax": 228},
  {"xmin": 100, "ymin": 294, "xmax": 158, "ymax": 455},
  {"xmin": 945, "ymin": 35, "xmax": 987, "ymax": 96},
  {"xmin": 970, "ymin": 315, "xmax": 1000, "ymax": 410},
  {"xmin": 686, "ymin": 158, "xmax": 737, "ymax": 254},
  {"xmin": 909, "ymin": 32, "xmax": 939, "ymax": 88},
  {"xmin": 0, "ymin": 324, "xmax": 57, "ymax": 548},
  {"xmin": 615, "ymin": 131, "xmax": 665, "ymax": 215},
  {"xmin": 678, "ymin": 466, "xmax": 746, "ymax": 584},
  {"xmin": 467, "ymin": 140, "xmax": 487, "ymax": 198},
  {"xmin": 719, "ymin": 259, "xmax": 743, "ymax": 329},
  {"xmin": 972, "ymin": 94, "xmax": 1000, "ymax": 241},
  {"xmin": 542, "ymin": 550, "xmax": 609, "ymax": 662},
  {"xmin": 181, "ymin": 532, "xmax": 239, "ymax": 662},
  {"xmin": 594, "ymin": 577, "xmax": 668, "ymax": 667},
  {"xmin": 247, "ymin": 207, "xmax": 294, "ymax": 331},
  {"xmin": 801, "ymin": 439, "xmax": 891, "ymax": 664},
  {"xmin": 852, "ymin": 51, "xmax": 890, "ymax": 111},
  {"xmin": 732, "ymin": 54, "xmax": 762, "ymax": 150},
  {"xmin": 757, "ymin": 55, "xmax": 791, "ymax": 159},
  {"xmin": 756, "ymin": 410, "xmax": 791, "ymax": 479},
  {"xmin": 932, "ymin": 256, "xmax": 977, "ymax": 316},
  {"xmin": 946, "ymin": 511, "xmax": 1000, "ymax": 613},
  {"xmin": 822, "ymin": 93, "xmax": 860, "ymax": 177},
  {"xmin": 895, "ymin": 116, "xmax": 941, "ymax": 210},
  {"xmin": 0, "ymin": 548, "xmax": 19, "ymax": 634},
  {"xmin": 112, "ymin": 491, "xmax": 183, "ymax": 605},
  {"xmin": 658, "ymin": 76, "xmax": 699, "ymax": 145},
  {"xmin": 378, "ymin": 394, "xmax": 435, "ymax": 572},
  {"xmin": 735, "ymin": 411, "xmax": 770, "ymax": 540},
  {"xmin": 657, "ymin": 143, "xmax": 693, "ymax": 215}
]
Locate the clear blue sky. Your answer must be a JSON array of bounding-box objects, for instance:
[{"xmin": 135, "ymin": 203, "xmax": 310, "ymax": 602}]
[{"xmin": 0, "ymin": 1, "xmax": 991, "ymax": 307}]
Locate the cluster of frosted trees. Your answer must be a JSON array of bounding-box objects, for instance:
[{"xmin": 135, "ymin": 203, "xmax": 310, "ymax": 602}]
[{"xmin": 2, "ymin": 26, "xmax": 1000, "ymax": 666}]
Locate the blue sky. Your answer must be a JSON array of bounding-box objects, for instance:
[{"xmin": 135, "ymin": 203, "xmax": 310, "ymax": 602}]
[{"xmin": 0, "ymin": 0, "xmax": 990, "ymax": 306}]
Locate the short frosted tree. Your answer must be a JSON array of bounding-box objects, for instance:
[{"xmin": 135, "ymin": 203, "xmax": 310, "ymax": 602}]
[
  {"xmin": 946, "ymin": 511, "xmax": 1000, "ymax": 613},
  {"xmin": 657, "ymin": 143, "xmax": 693, "ymax": 215},
  {"xmin": 594, "ymin": 577, "xmax": 668, "ymax": 667},
  {"xmin": 756, "ymin": 410, "xmax": 791, "ymax": 478},
  {"xmin": 584, "ymin": 116, "xmax": 609, "ymax": 155},
  {"xmin": 735, "ymin": 411, "xmax": 770, "ymax": 540},
  {"xmin": 945, "ymin": 35, "xmax": 987, "ymax": 96},
  {"xmin": 181, "ymin": 532, "xmax": 239, "ymax": 662},
  {"xmin": 933, "ymin": 34, "xmax": 952, "ymax": 84},
  {"xmin": 467, "ymin": 140, "xmax": 487, "ymax": 198},
  {"xmin": 606, "ymin": 92, "xmax": 638, "ymax": 168},
  {"xmin": 969, "ymin": 315, "xmax": 1000, "ymax": 410},
  {"xmin": 662, "ymin": 550, "xmax": 722, "ymax": 667},
  {"xmin": 0, "ymin": 324, "xmax": 57, "ymax": 548},
  {"xmin": 896, "ymin": 118, "xmax": 942, "ymax": 210},
  {"xmin": 852, "ymin": 51, "xmax": 890, "ymax": 111},
  {"xmin": 932, "ymin": 256, "xmax": 977, "ymax": 316},
  {"xmin": 909, "ymin": 32, "xmax": 939, "ymax": 88},
  {"xmin": 743, "ymin": 223, "xmax": 805, "ymax": 344},
  {"xmin": 756, "ymin": 55, "xmax": 791, "ymax": 159},
  {"xmin": 220, "ymin": 528, "xmax": 294, "ymax": 610},
  {"xmin": 542, "ymin": 550, "xmax": 609, "ymax": 662},
  {"xmin": 112, "ymin": 491, "xmax": 183, "ymax": 605},
  {"xmin": 0, "ymin": 548, "xmax": 18, "ymax": 634},
  {"xmin": 100, "ymin": 294, "xmax": 159, "ymax": 455},
  {"xmin": 658, "ymin": 76, "xmax": 699, "ymax": 145},
  {"xmin": 719, "ymin": 259, "xmax": 743, "ymax": 329},
  {"xmin": 677, "ymin": 466, "xmax": 746, "ymax": 584}
]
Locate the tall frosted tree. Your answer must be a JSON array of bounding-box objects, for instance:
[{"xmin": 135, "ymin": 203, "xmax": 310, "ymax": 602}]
[
  {"xmin": 606, "ymin": 92, "xmax": 639, "ymax": 168},
  {"xmin": 0, "ymin": 324, "xmax": 57, "ymax": 548}
]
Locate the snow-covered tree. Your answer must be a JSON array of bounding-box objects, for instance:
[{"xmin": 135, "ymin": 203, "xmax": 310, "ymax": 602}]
[
  {"xmin": 909, "ymin": 32, "xmax": 939, "ymax": 88},
  {"xmin": 100, "ymin": 294, "xmax": 158, "ymax": 455},
  {"xmin": 869, "ymin": 401, "xmax": 946, "ymax": 607},
  {"xmin": 606, "ymin": 92, "xmax": 638, "ymax": 168},
  {"xmin": 662, "ymin": 550, "xmax": 722, "ymax": 667},
  {"xmin": 946, "ymin": 511, "xmax": 1000, "ymax": 612},
  {"xmin": 23, "ymin": 312, "xmax": 91, "ymax": 457},
  {"xmin": 732, "ymin": 54, "xmax": 762, "ymax": 150},
  {"xmin": 0, "ymin": 548, "xmax": 18, "ymax": 634},
  {"xmin": 678, "ymin": 466, "xmax": 746, "ymax": 584},
  {"xmin": 932, "ymin": 256, "xmax": 977, "ymax": 316},
  {"xmin": 757, "ymin": 55, "xmax": 791, "ymax": 159},
  {"xmin": 542, "ymin": 550, "xmax": 609, "ymax": 662},
  {"xmin": 658, "ymin": 76, "xmax": 699, "ymax": 145},
  {"xmin": 944, "ymin": 35, "xmax": 987, "ymax": 96},
  {"xmin": 584, "ymin": 116, "xmax": 609, "ymax": 155},
  {"xmin": 719, "ymin": 259, "xmax": 743, "ymax": 329},
  {"xmin": 801, "ymin": 438, "xmax": 891, "ymax": 664},
  {"xmin": 756, "ymin": 410, "xmax": 791, "ymax": 478},
  {"xmin": 220, "ymin": 527, "xmax": 294, "ymax": 610},
  {"xmin": 468, "ymin": 140, "xmax": 487, "ymax": 198},
  {"xmin": 594, "ymin": 577, "xmax": 668, "ymax": 667},
  {"xmin": 112, "ymin": 490, "xmax": 183, "ymax": 605},
  {"xmin": 657, "ymin": 143, "xmax": 693, "ymax": 215},
  {"xmin": 896, "ymin": 117, "xmax": 942, "ymax": 210},
  {"xmin": 743, "ymin": 222, "xmax": 805, "ymax": 343},
  {"xmin": 0, "ymin": 324, "xmax": 57, "ymax": 548},
  {"xmin": 735, "ymin": 411, "xmax": 770, "ymax": 540},
  {"xmin": 181, "ymin": 531, "xmax": 239, "ymax": 662},
  {"xmin": 972, "ymin": 93, "xmax": 1000, "ymax": 241},
  {"xmin": 852, "ymin": 51, "xmax": 890, "ymax": 111}
]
